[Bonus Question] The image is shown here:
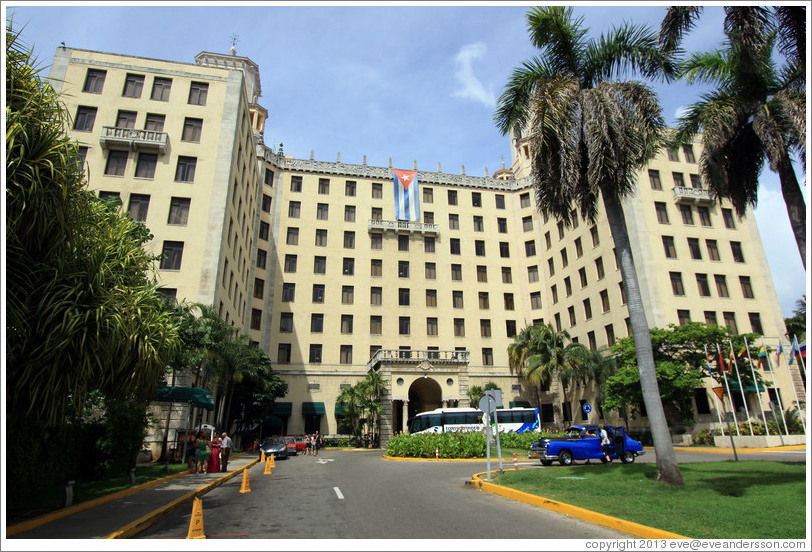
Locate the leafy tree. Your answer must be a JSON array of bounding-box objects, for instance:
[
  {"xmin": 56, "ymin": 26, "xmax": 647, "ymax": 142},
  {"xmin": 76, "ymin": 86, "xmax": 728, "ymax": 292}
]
[
  {"xmin": 495, "ymin": 7, "xmax": 683, "ymax": 485},
  {"xmin": 783, "ymin": 295, "xmax": 806, "ymax": 341},
  {"xmin": 660, "ymin": 6, "xmax": 807, "ymax": 267},
  {"xmin": 6, "ymin": 25, "xmax": 181, "ymax": 427},
  {"xmin": 466, "ymin": 382, "xmax": 500, "ymax": 407}
]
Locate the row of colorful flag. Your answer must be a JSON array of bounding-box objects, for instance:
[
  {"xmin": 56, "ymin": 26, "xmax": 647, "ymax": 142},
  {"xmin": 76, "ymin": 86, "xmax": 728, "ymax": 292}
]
[{"xmin": 703, "ymin": 337, "xmax": 805, "ymax": 376}]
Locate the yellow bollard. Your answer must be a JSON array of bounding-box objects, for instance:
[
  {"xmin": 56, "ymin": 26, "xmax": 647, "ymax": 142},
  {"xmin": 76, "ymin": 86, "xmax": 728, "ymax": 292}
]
[
  {"xmin": 239, "ymin": 468, "xmax": 251, "ymax": 493},
  {"xmin": 263, "ymin": 458, "xmax": 272, "ymax": 475},
  {"xmin": 186, "ymin": 497, "xmax": 206, "ymax": 539},
  {"xmin": 260, "ymin": 450, "xmax": 266, "ymax": 463}
]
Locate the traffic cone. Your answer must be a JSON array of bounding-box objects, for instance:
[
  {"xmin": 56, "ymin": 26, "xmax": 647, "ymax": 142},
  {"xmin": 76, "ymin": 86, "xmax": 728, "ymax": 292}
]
[
  {"xmin": 239, "ymin": 468, "xmax": 251, "ymax": 493},
  {"xmin": 269, "ymin": 454, "xmax": 275, "ymax": 468},
  {"xmin": 260, "ymin": 450, "xmax": 266, "ymax": 463},
  {"xmin": 263, "ymin": 458, "xmax": 272, "ymax": 475},
  {"xmin": 185, "ymin": 497, "xmax": 205, "ymax": 539}
]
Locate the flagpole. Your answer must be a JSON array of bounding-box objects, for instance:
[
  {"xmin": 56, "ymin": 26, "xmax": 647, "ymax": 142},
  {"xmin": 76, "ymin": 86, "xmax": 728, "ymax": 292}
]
[
  {"xmin": 729, "ymin": 339, "xmax": 754, "ymax": 435},
  {"xmin": 793, "ymin": 334, "xmax": 806, "ymax": 382},
  {"xmin": 744, "ymin": 336, "xmax": 770, "ymax": 435},
  {"xmin": 763, "ymin": 336, "xmax": 789, "ymax": 435},
  {"xmin": 785, "ymin": 336, "xmax": 806, "ymax": 434},
  {"xmin": 717, "ymin": 343, "xmax": 740, "ymax": 436},
  {"xmin": 705, "ymin": 345, "xmax": 725, "ymax": 436}
]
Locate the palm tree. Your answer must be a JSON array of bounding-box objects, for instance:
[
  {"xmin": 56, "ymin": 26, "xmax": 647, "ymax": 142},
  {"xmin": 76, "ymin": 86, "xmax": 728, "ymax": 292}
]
[
  {"xmin": 508, "ymin": 326, "xmax": 552, "ymax": 401},
  {"xmin": 660, "ymin": 6, "xmax": 807, "ymax": 268},
  {"xmin": 495, "ymin": 7, "xmax": 684, "ymax": 485},
  {"xmin": 337, "ymin": 383, "xmax": 364, "ymax": 439}
]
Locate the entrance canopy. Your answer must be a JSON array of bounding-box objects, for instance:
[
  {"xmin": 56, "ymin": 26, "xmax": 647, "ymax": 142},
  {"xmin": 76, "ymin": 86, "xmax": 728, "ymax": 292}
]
[
  {"xmin": 154, "ymin": 386, "xmax": 214, "ymax": 410},
  {"xmin": 303, "ymin": 402, "xmax": 325, "ymax": 415}
]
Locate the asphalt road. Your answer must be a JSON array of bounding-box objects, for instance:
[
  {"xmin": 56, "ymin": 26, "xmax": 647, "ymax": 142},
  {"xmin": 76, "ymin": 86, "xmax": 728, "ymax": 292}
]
[{"xmin": 137, "ymin": 450, "xmax": 630, "ymax": 540}]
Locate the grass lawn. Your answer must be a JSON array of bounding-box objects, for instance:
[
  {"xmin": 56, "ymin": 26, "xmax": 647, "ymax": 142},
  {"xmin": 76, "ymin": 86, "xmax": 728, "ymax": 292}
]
[
  {"xmin": 492, "ymin": 461, "xmax": 806, "ymax": 539},
  {"xmin": 6, "ymin": 462, "xmax": 189, "ymax": 525}
]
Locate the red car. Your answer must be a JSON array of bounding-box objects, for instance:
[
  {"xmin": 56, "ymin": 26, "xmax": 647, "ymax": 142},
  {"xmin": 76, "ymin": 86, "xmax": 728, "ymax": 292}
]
[{"xmin": 283, "ymin": 436, "xmax": 305, "ymax": 455}]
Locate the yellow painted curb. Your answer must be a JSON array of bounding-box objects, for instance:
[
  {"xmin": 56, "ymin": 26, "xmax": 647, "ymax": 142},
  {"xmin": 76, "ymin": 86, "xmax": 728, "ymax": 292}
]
[
  {"xmin": 666, "ymin": 445, "xmax": 806, "ymax": 454},
  {"xmin": 383, "ymin": 454, "xmax": 537, "ymax": 463},
  {"xmin": 466, "ymin": 471, "xmax": 689, "ymax": 540},
  {"xmin": 104, "ymin": 458, "xmax": 260, "ymax": 539}
]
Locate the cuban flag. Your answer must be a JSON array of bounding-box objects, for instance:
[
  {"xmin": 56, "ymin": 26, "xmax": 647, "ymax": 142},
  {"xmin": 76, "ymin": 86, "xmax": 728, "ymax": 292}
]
[{"xmin": 392, "ymin": 169, "xmax": 420, "ymax": 221}]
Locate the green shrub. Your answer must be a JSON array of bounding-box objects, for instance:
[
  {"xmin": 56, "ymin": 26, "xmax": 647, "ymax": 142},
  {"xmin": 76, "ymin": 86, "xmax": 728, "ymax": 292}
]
[
  {"xmin": 385, "ymin": 430, "xmax": 567, "ymax": 458},
  {"xmin": 692, "ymin": 428, "xmax": 720, "ymax": 446}
]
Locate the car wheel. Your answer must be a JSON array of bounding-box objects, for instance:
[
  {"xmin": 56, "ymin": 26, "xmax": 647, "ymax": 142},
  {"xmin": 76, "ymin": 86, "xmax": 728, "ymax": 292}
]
[
  {"xmin": 541, "ymin": 460, "xmax": 553, "ymax": 466},
  {"xmin": 558, "ymin": 450, "xmax": 574, "ymax": 466},
  {"xmin": 620, "ymin": 451, "xmax": 635, "ymax": 464}
]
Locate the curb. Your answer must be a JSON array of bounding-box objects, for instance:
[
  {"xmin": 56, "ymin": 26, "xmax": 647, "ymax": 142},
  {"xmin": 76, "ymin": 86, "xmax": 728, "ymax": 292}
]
[
  {"xmin": 465, "ymin": 470, "xmax": 689, "ymax": 539},
  {"xmin": 104, "ymin": 458, "xmax": 260, "ymax": 539},
  {"xmin": 382, "ymin": 454, "xmax": 537, "ymax": 463},
  {"xmin": 668, "ymin": 445, "xmax": 806, "ymax": 454}
]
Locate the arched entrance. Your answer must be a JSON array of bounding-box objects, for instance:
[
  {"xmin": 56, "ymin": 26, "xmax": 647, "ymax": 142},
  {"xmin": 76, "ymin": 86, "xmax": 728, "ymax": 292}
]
[{"xmin": 408, "ymin": 377, "xmax": 442, "ymax": 420}]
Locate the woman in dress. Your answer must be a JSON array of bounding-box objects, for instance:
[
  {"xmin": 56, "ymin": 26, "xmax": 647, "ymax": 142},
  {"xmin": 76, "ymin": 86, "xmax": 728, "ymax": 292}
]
[
  {"xmin": 207, "ymin": 431, "xmax": 221, "ymax": 473},
  {"xmin": 195, "ymin": 432, "xmax": 210, "ymax": 474}
]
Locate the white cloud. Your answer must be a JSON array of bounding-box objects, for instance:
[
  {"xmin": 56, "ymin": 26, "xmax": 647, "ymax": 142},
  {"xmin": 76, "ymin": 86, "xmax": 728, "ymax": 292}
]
[{"xmin": 452, "ymin": 42, "xmax": 496, "ymax": 108}]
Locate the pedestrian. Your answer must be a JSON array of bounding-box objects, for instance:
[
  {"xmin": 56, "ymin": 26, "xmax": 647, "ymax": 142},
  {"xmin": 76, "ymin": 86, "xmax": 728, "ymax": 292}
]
[
  {"xmin": 186, "ymin": 432, "xmax": 198, "ymax": 471},
  {"xmin": 305, "ymin": 434, "xmax": 312, "ymax": 456},
  {"xmin": 220, "ymin": 431, "xmax": 233, "ymax": 471},
  {"xmin": 599, "ymin": 425, "xmax": 612, "ymax": 463},
  {"xmin": 207, "ymin": 431, "xmax": 221, "ymax": 473},
  {"xmin": 194, "ymin": 431, "xmax": 210, "ymax": 474},
  {"xmin": 314, "ymin": 430, "xmax": 321, "ymax": 456}
]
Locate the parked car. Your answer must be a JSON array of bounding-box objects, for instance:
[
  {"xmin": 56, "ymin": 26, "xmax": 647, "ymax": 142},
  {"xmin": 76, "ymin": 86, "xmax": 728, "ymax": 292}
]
[
  {"xmin": 529, "ymin": 425, "xmax": 645, "ymax": 466},
  {"xmin": 260, "ymin": 438, "xmax": 288, "ymax": 460},
  {"xmin": 282, "ymin": 436, "xmax": 299, "ymax": 456}
]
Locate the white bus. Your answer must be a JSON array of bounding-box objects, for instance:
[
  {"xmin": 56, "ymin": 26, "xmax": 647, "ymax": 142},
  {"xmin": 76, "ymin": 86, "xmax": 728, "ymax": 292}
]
[{"xmin": 407, "ymin": 407, "xmax": 540, "ymax": 434}]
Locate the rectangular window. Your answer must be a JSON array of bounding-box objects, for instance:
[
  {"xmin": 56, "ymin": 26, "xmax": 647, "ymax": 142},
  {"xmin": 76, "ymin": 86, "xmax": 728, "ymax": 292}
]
[
  {"xmin": 678, "ymin": 309, "xmax": 691, "ymax": 326},
  {"xmin": 668, "ymin": 147, "xmax": 680, "ymax": 162},
  {"xmin": 530, "ymin": 292, "xmax": 542, "ymax": 309},
  {"xmin": 174, "ymin": 156, "xmax": 197, "ymax": 182},
  {"xmin": 731, "ymin": 241, "xmax": 745, "ymax": 263},
  {"xmin": 655, "ymin": 202, "xmax": 669, "ymax": 224},
  {"xmin": 256, "ymin": 249, "xmax": 267, "ymax": 269},
  {"xmin": 707, "ymin": 239, "xmax": 720, "ymax": 261},
  {"xmin": 254, "ymin": 278, "xmax": 265, "ymax": 300},
  {"xmin": 475, "ymin": 240, "xmax": 486, "ymax": 256},
  {"xmin": 74, "ymin": 106, "xmax": 97, "ymax": 131},
  {"xmin": 504, "ymin": 293, "xmax": 514, "ymax": 310},
  {"xmin": 528, "ymin": 265, "xmax": 539, "ymax": 283},
  {"xmin": 565, "ymin": 276, "xmax": 572, "ymax": 296},
  {"xmin": 397, "ymin": 234, "xmax": 409, "ymax": 252},
  {"xmin": 182, "ymin": 117, "xmax": 203, "ymax": 142},
  {"xmin": 309, "ymin": 344, "xmax": 323, "ymax": 363},
  {"xmin": 340, "ymin": 345, "xmax": 353, "ymax": 364},
  {"xmin": 551, "ymin": 285, "xmax": 558, "ymax": 304},
  {"xmin": 250, "ymin": 309, "xmax": 262, "ymax": 331},
  {"xmin": 479, "ymin": 291, "xmax": 489, "ymax": 309},
  {"xmin": 696, "ymin": 273, "xmax": 711, "ymax": 297},
  {"xmin": 471, "ymin": 191, "xmax": 481, "ymax": 207},
  {"xmin": 83, "ymin": 69, "xmax": 106, "ymax": 93},
  {"xmin": 371, "ymin": 259, "xmax": 382, "ymax": 277},
  {"xmin": 648, "ymin": 169, "xmax": 662, "ymax": 190},
  {"xmin": 502, "ymin": 267, "xmax": 512, "ymax": 284},
  {"xmin": 286, "ymin": 227, "xmax": 299, "ymax": 245},
  {"xmin": 104, "ymin": 150, "xmax": 128, "ymax": 176},
  {"xmin": 341, "ymin": 314, "xmax": 353, "ymax": 334},
  {"xmin": 473, "ymin": 215, "xmax": 484, "ymax": 232},
  {"xmin": 427, "ymin": 317, "xmax": 438, "ymax": 336},
  {"xmin": 424, "ymin": 236, "xmax": 435, "ymax": 253},
  {"xmin": 590, "ymin": 226, "xmax": 600, "ymax": 247},
  {"xmin": 605, "ymin": 324, "xmax": 615, "ymax": 346},
  {"xmin": 423, "ymin": 187, "xmax": 433, "ymax": 203},
  {"xmin": 497, "ymin": 218, "xmax": 508, "ymax": 233},
  {"xmin": 122, "ymin": 73, "xmax": 145, "ymax": 98},
  {"xmin": 134, "ymin": 152, "xmax": 157, "ymax": 179},
  {"xmin": 448, "ymin": 214, "xmax": 459, "ymax": 230},
  {"xmin": 290, "ymin": 175, "xmax": 303, "ymax": 192},
  {"xmin": 368, "ymin": 233, "xmax": 382, "ymax": 250},
  {"xmin": 370, "ymin": 315, "xmax": 382, "ymax": 335},
  {"xmin": 167, "ymin": 197, "xmax": 191, "ymax": 225},
  {"xmin": 317, "ymin": 203, "xmax": 329, "ymax": 220},
  {"xmin": 722, "ymin": 208, "xmax": 736, "ymax": 229},
  {"xmin": 506, "ymin": 320, "xmax": 517, "ymax": 337},
  {"xmin": 452, "ymin": 290, "xmax": 464, "ymax": 309},
  {"xmin": 451, "ymin": 264, "xmax": 462, "ymax": 281},
  {"xmin": 688, "ymin": 238, "xmax": 702, "ymax": 260},
  {"xmin": 370, "ymin": 286, "xmax": 382, "ymax": 306},
  {"xmin": 690, "ymin": 174, "xmax": 703, "ymax": 189},
  {"xmin": 258, "ymin": 221, "xmax": 269, "ymax": 241},
  {"xmin": 499, "ymin": 242, "xmax": 510, "ymax": 258},
  {"xmin": 583, "ymin": 298, "xmax": 593, "ymax": 320},
  {"xmin": 288, "ymin": 201, "xmax": 301, "ymax": 218},
  {"xmin": 714, "ymin": 274, "xmax": 729, "ymax": 297},
  {"xmin": 312, "ymin": 284, "xmax": 325, "ymax": 303},
  {"xmin": 672, "ymin": 172, "xmax": 685, "ymax": 188},
  {"xmin": 281, "ymin": 283, "xmax": 295, "ymax": 302},
  {"xmin": 454, "ymin": 318, "xmax": 465, "ymax": 337},
  {"xmin": 399, "ymin": 316, "xmax": 410, "ymax": 335},
  {"xmin": 277, "ymin": 344, "xmax": 291, "ymax": 364},
  {"xmin": 480, "ymin": 319, "xmax": 492, "ymax": 337},
  {"xmin": 160, "ymin": 241, "xmax": 184, "ymax": 270},
  {"xmin": 261, "ymin": 194, "xmax": 271, "ymax": 213},
  {"xmin": 344, "ymin": 231, "xmax": 355, "ymax": 249},
  {"xmin": 704, "ymin": 311, "xmax": 718, "ymax": 326},
  {"xmin": 315, "ymin": 229, "xmax": 327, "ymax": 247},
  {"xmin": 398, "ymin": 260, "xmax": 410, "ymax": 278},
  {"xmin": 680, "ymin": 204, "xmax": 694, "ymax": 225},
  {"xmin": 475, "ymin": 265, "xmax": 487, "ymax": 282},
  {"xmin": 128, "ymin": 193, "xmax": 150, "ymax": 222},
  {"xmin": 343, "ymin": 258, "xmax": 355, "ymax": 276},
  {"xmin": 525, "ymin": 240, "xmax": 536, "ymax": 257},
  {"xmin": 748, "ymin": 312, "xmax": 763, "ymax": 334},
  {"xmin": 116, "ymin": 110, "xmax": 137, "ymax": 129},
  {"xmin": 723, "ymin": 311, "xmax": 737, "ymax": 333},
  {"xmin": 682, "ymin": 144, "xmax": 696, "ymax": 163},
  {"xmin": 342, "ymin": 286, "xmax": 354, "ymax": 305},
  {"xmin": 579, "ymin": 267, "xmax": 588, "ymax": 288},
  {"xmin": 151, "ymin": 77, "xmax": 172, "ymax": 101},
  {"xmin": 372, "ymin": 183, "xmax": 383, "ymax": 198},
  {"xmin": 600, "ymin": 289, "xmax": 610, "ymax": 312},
  {"xmin": 284, "ymin": 254, "xmax": 297, "ymax": 273},
  {"xmin": 661, "ymin": 236, "xmax": 677, "ymax": 258},
  {"xmin": 344, "ymin": 205, "xmax": 356, "ymax": 222},
  {"xmin": 426, "ymin": 289, "xmax": 437, "ymax": 307},
  {"xmin": 447, "ymin": 190, "xmax": 458, "ymax": 205},
  {"xmin": 313, "ymin": 256, "xmax": 326, "ymax": 274},
  {"xmin": 144, "ymin": 113, "xmax": 165, "ymax": 131},
  {"xmin": 188, "ymin": 82, "xmax": 209, "ymax": 105},
  {"xmin": 425, "ymin": 262, "xmax": 436, "ymax": 280},
  {"xmin": 398, "ymin": 288, "xmax": 410, "ymax": 306},
  {"xmin": 595, "ymin": 257, "xmax": 605, "ymax": 280},
  {"xmin": 568, "ymin": 306, "xmax": 577, "ymax": 327},
  {"xmin": 587, "ymin": 332, "xmax": 597, "ymax": 350},
  {"xmin": 670, "ymin": 272, "xmax": 685, "ymax": 295},
  {"xmin": 520, "ymin": 193, "xmax": 531, "ymax": 208},
  {"xmin": 495, "ymin": 194, "xmax": 505, "ymax": 209},
  {"xmin": 739, "ymin": 276, "xmax": 754, "ymax": 299},
  {"xmin": 279, "ymin": 312, "xmax": 293, "ymax": 332},
  {"xmin": 482, "ymin": 348, "xmax": 494, "ymax": 366},
  {"xmin": 697, "ymin": 206, "xmax": 711, "ymax": 227}
]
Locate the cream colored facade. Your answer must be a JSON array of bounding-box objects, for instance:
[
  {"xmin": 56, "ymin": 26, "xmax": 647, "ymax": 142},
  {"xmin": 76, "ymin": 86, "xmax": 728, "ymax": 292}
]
[{"xmin": 49, "ymin": 46, "xmax": 805, "ymax": 448}]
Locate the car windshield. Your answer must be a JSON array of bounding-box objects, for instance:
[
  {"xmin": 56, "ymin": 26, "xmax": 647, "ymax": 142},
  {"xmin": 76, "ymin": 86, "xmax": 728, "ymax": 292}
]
[
  {"xmin": 284, "ymin": 437, "xmax": 295, "ymax": 444},
  {"xmin": 566, "ymin": 428, "xmax": 583, "ymax": 438}
]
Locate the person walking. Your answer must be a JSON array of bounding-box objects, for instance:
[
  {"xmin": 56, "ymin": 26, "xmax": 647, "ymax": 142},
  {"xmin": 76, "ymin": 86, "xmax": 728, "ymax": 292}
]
[
  {"xmin": 220, "ymin": 432, "xmax": 233, "ymax": 471},
  {"xmin": 207, "ymin": 431, "xmax": 221, "ymax": 473},
  {"xmin": 313, "ymin": 431, "xmax": 321, "ymax": 456},
  {"xmin": 599, "ymin": 425, "xmax": 612, "ymax": 463},
  {"xmin": 304, "ymin": 434, "xmax": 312, "ymax": 456},
  {"xmin": 194, "ymin": 432, "xmax": 210, "ymax": 474}
]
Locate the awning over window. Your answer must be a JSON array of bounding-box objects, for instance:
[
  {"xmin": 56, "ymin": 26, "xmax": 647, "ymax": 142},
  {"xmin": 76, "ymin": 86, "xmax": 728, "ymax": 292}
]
[
  {"xmin": 726, "ymin": 381, "xmax": 766, "ymax": 393},
  {"xmin": 154, "ymin": 386, "xmax": 214, "ymax": 410},
  {"xmin": 509, "ymin": 400, "xmax": 532, "ymax": 408},
  {"xmin": 272, "ymin": 402, "xmax": 292, "ymax": 416},
  {"xmin": 303, "ymin": 402, "xmax": 326, "ymax": 415}
]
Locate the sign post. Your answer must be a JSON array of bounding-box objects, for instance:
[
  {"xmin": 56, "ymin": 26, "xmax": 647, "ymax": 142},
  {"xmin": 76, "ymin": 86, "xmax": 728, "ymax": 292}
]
[
  {"xmin": 479, "ymin": 390, "xmax": 504, "ymax": 476},
  {"xmin": 712, "ymin": 387, "xmax": 739, "ymax": 461},
  {"xmin": 582, "ymin": 402, "xmax": 592, "ymax": 423}
]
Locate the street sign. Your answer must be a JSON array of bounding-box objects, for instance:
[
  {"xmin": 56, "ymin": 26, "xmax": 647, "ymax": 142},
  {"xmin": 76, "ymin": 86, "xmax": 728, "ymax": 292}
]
[
  {"xmin": 712, "ymin": 387, "xmax": 725, "ymax": 402},
  {"xmin": 478, "ymin": 395, "xmax": 496, "ymax": 417},
  {"xmin": 484, "ymin": 389, "xmax": 503, "ymax": 407},
  {"xmin": 582, "ymin": 402, "xmax": 592, "ymax": 414}
]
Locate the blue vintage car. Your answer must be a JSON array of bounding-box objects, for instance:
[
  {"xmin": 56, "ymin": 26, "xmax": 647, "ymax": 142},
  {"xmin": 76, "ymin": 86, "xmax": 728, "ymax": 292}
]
[{"xmin": 529, "ymin": 425, "xmax": 645, "ymax": 466}]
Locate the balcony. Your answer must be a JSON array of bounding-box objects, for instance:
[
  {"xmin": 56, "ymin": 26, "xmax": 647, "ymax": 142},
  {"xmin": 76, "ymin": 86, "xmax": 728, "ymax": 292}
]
[
  {"xmin": 367, "ymin": 219, "xmax": 439, "ymax": 235},
  {"xmin": 367, "ymin": 349, "xmax": 470, "ymax": 371},
  {"xmin": 99, "ymin": 126, "xmax": 168, "ymax": 154},
  {"xmin": 673, "ymin": 186, "xmax": 715, "ymax": 206}
]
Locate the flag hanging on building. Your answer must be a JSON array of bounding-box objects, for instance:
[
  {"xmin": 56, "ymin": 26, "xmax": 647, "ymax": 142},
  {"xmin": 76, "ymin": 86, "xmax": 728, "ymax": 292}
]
[
  {"xmin": 392, "ymin": 169, "xmax": 420, "ymax": 221},
  {"xmin": 776, "ymin": 342, "xmax": 784, "ymax": 365},
  {"xmin": 757, "ymin": 345, "xmax": 770, "ymax": 370},
  {"xmin": 736, "ymin": 345, "xmax": 748, "ymax": 363},
  {"xmin": 788, "ymin": 337, "xmax": 798, "ymax": 365},
  {"xmin": 703, "ymin": 345, "xmax": 713, "ymax": 376}
]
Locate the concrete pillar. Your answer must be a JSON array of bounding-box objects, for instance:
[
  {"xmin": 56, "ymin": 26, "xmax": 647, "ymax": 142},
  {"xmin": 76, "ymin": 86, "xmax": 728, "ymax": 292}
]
[{"xmin": 402, "ymin": 400, "xmax": 409, "ymax": 434}]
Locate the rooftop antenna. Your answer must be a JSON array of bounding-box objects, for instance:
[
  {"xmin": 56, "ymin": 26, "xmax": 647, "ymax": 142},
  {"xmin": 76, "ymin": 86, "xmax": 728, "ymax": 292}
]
[{"xmin": 229, "ymin": 33, "xmax": 239, "ymax": 55}]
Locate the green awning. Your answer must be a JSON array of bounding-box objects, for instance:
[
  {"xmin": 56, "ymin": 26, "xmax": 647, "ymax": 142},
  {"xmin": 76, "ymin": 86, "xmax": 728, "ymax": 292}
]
[
  {"xmin": 303, "ymin": 402, "xmax": 326, "ymax": 415},
  {"xmin": 272, "ymin": 402, "xmax": 292, "ymax": 416},
  {"xmin": 509, "ymin": 400, "xmax": 532, "ymax": 408},
  {"xmin": 154, "ymin": 386, "xmax": 214, "ymax": 410},
  {"xmin": 727, "ymin": 381, "xmax": 767, "ymax": 393}
]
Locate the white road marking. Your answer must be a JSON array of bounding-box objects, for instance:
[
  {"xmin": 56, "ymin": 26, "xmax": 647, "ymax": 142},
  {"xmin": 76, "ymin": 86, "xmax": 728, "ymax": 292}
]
[
  {"xmin": 316, "ymin": 458, "xmax": 334, "ymax": 464},
  {"xmin": 333, "ymin": 486, "xmax": 344, "ymax": 500}
]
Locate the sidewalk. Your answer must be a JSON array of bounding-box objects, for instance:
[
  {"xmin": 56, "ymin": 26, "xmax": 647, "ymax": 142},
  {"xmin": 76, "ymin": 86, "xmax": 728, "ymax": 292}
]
[{"xmin": 7, "ymin": 453, "xmax": 260, "ymax": 539}]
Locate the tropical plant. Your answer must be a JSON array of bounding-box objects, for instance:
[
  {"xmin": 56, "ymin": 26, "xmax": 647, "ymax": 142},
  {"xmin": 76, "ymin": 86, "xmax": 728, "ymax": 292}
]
[
  {"xmin": 660, "ymin": 6, "xmax": 807, "ymax": 268},
  {"xmin": 466, "ymin": 382, "xmax": 500, "ymax": 407},
  {"xmin": 495, "ymin": 6, "xmax": 684, "ymax": 484},
  {"xmin": 783, "ymin": 295, "xmax": 806, "ymax": 341}
]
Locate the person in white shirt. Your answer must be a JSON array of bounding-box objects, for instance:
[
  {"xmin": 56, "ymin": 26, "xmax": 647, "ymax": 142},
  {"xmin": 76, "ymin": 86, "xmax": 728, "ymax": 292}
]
[{"xmin": 220, "ymin": 432, "xmax": 233, "ymax": 471}]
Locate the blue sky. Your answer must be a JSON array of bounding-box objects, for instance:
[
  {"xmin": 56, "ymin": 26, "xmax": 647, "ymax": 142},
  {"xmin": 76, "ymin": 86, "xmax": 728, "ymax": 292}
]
[{"xmin": 5, "ymin": 1, "xmax": 808, "ymax": 319}]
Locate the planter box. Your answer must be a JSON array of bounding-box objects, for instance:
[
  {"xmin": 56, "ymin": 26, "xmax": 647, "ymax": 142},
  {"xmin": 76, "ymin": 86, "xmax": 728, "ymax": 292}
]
[{"xmin": 713, "ymin": 434, "xmax": 806, "ymax": 448}]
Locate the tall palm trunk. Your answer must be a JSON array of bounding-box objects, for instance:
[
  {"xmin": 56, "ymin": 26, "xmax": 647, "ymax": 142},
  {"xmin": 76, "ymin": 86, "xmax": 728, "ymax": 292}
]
[
  {"xmin": 603, "ymin": 192, "xmax": 684, "ymax": 486},
  {"xmin": 775, "ymin": 155, "xmax": 806, "ymax": 268}
]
